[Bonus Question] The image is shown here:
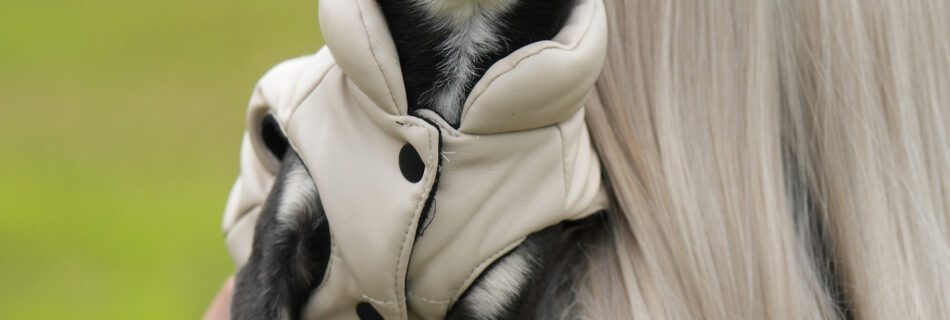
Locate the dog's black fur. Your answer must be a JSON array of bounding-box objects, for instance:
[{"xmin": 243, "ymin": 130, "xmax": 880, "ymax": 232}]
[
  {"xmin": 377, "ymin": 0, "xmax": 577, "ymax": 126},
  {"xmin": 444, "ymin": 224, "xmax": 570, "ymax": 320},
  {"xmin": 231, "ymin": 1, "xmax": 580, "ymax": 319},
  {"xmin": 232, "ymin": 135, "xmax": 332, "ymax": 320}
]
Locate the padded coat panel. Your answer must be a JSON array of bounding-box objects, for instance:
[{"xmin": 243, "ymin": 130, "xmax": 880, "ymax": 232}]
[{"xmin": 222, "ymin": 0, "xmax": 608, "ymax": 318}]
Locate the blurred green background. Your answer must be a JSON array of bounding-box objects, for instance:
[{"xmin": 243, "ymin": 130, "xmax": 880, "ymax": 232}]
[{"xmin": 0, "ymin": 0, "xmax": 322, "ymax": 318}]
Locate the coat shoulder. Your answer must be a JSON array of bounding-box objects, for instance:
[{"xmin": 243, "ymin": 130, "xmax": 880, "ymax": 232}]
[{"xmin": 250, "ymin": 47, "xmax": 339, "ymax": 119}]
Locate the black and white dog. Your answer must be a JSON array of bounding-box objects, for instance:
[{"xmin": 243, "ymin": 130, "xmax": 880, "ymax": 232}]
[{"xmin": 232, "ymin": 1, "xmax": 587, "ymax": 319}]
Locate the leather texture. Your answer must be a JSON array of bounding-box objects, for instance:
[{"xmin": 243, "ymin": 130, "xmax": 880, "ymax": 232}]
[{"xmin": 221, "ymin": 0, "xmax": 608, "ymax": 318}]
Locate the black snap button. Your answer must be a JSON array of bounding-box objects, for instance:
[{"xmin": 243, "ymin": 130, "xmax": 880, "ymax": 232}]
[
  {"xmin": 399, "ymin": 143, "xmax": 425, "ymax": 183},
  {"xmin": 356, "ymin": 302, "xmax": 385, "ymax": 320}
]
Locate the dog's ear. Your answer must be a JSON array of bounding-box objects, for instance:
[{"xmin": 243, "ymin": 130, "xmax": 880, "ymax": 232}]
[{"xmin": 232, "ymin": 149, "xmax": 332, "ymax": 320}]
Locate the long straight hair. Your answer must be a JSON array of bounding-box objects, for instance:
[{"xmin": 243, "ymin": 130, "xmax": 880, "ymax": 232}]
[{"xmin": 578, "ymin": 0, "xmax": 950, "ymax": 318}]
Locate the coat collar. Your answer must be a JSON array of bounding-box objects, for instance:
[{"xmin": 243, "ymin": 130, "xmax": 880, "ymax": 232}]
[
  {"xmin": 319, "ymin": 0, "xmax": 607, "ymax": 134},
  {"xmin": 224, "ymin": 1, "xmax": 609, "ymax": 317}
]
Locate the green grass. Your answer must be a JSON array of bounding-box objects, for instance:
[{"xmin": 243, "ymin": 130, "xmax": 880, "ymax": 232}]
[{"xmin": 0, "ymin": 0, "xmax": 322, "ymax": 318}]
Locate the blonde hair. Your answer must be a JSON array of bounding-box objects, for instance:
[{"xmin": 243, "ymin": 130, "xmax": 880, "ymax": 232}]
[{"xmin": 579, "ymin": 0, "xmax": 950, "ymax": 318}]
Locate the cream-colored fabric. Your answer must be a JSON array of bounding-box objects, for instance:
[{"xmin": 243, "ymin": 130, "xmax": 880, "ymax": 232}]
[{"xmin": 221, "ymin": 0, "xmax": 608, "ymax": 318}]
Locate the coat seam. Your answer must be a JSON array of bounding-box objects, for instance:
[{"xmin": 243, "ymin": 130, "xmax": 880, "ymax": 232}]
[
  {"xmin": 289, "ymin": 64, "xmax": 338, "ymax": 122},
  {"xmin": 448, "ymin": 237, "xmax": 527, "ymax": 303},
  {"xmin": 554, "ymin": 123, "xmax": 571, "ymax": 211},
  {"xmin": 394, "ymin": 120, "xmax": 437, "ymax": 320},
  {"xmin": 354, "ymin": 0, "xmax": 401, "ymax": 115},
  {"xmin": 407, "ymin": 291, "xmax": 451, "ymax": 304},
  {"xmin": 361, "ymin": 293, "xmax": 398, "ymax": 305},
  {"xmin": 285, "ymin": 65, "xmax": 339, "ymax": 134},
  {"xmin": 460, "ymin": 0, "xmax": 598, "ymax": 122},
  {"xmin": 223, "ymin": 203, "xmax": 261, "ymax": 237}
]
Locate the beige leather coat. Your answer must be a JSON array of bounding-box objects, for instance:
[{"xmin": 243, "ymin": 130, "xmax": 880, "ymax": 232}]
[{"xmin": 222, "ymin": 0, "xmax": 608, "ymax": 318}]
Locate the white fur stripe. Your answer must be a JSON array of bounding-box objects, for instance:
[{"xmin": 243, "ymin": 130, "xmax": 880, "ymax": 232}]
[
  {"xmin": 462, "ymin": 247, "xmax": 533, "ymax": 319},
  {"xmin": 410, "ymin": 0, "xmax": 518, "ymax": 124},
  {"xmin": 275, "ymin": 155, "xmax": 319, "ymax": 226}
]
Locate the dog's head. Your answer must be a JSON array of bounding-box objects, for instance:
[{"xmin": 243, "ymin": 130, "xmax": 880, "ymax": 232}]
[
  {"xmin": 409, "ymin": 0, "xmax": 518, "ymax": 21},
  {"xmin": 377, "ymin": 0, "xmax": 577, "ymax": 126}
]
